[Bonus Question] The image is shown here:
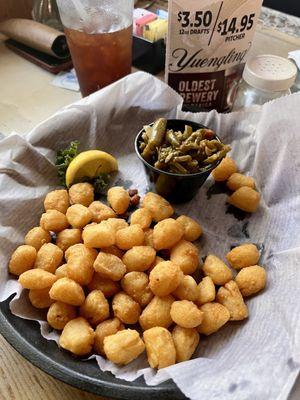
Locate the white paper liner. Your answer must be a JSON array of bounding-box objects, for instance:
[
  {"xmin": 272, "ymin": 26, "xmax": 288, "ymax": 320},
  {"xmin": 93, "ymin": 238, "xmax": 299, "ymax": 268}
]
[{"xmin": 1, "ymin": 72, "xmax": 300, "ymax": 400}]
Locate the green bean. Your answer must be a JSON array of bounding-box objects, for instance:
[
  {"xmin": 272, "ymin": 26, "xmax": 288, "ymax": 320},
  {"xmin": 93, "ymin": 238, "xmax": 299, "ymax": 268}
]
[
  {"xmin": 174, "ymin": 131, "xmax": 184, "ymax": 142},
  {"xmin": 173, "ymin": 155, "xmax": 192, "ymax": 163},
  {"xmin": 165, "ymin": 153, "xmax": 174, "ymax": 164},
  {"xmin": 182, "ymin": 125, "xmax": 193, "ymax": 139},
  {"xmin": 195, "ymin": 129, "xmax": 206, "ymax": 140},
  {"xmin": 158, "ymin": 147, "xmax": 175, "ymax": 163},
  {"xmin": 142, "ymin": 126, "xmax": 152, "ymax": 142},
  {"xmin": 166, "ymin": 130, "xmax": 180, "ymax": 147},
  {"xmin": 203, "ymin": 145, "xmax": 231, "ymax": 164},
  {"xmin": 139, "ymin": 118, "xmax": 230, "ymax": 174},
  {"xmin": 154, "ymin": 160, "xmax": 166, "ymax": 169},
  {"xmin": 171, "ymin": 162, "xmax": 188, "ymax": 174},
  {"xmin": 195, "ymin": 136, "xmax": 202, "ymax": 145},
  {"xmin": 214, "ymin": 142, "xmax": 224, "ymax": 151},
  {"xmin": 205, "ymin": 147, "xmax": 213, "ymax": 156},
  {"xmin": 141, "ymin": 118, "xmax": 167, "ymax": 160},
  {"xmin": 203, "ymin": 153, "xmax": 219, "ymax": 164},
  {"xmin": 180, "ymin": 143, "xmax": 200, "ymax": 152},
  {"xmin": 149, "ymin": 118, "xmax": 167, "ymax": 146},
  {"xmin": 205, "ymin": 140, "xmax": 219, "ymax": 150},
  {"xmin": 187, "ymin": 160, "xmax": 199, "ymax": 169},
  {"xmin": 185, "ymin": 132, "xmax": 200, "ymax": 143}
]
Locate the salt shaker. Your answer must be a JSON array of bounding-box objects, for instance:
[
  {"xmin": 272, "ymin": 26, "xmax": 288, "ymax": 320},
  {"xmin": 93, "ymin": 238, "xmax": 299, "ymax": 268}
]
[{"xmin": 232, "ymin": 54, "xmax": 297, "ymax": 111}]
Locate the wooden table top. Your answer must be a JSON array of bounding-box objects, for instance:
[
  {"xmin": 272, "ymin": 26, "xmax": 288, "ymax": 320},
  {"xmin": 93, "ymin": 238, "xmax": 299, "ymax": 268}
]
[{"xmin": 0, "ymin": 9, "xmax": 300, "ymax": 400}]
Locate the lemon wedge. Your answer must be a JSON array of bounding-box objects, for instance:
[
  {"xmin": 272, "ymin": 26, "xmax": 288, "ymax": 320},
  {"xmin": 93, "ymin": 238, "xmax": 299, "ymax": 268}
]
[{"xmin": 65, "ymin": 150, "xmax": 118, "ymax": 187}]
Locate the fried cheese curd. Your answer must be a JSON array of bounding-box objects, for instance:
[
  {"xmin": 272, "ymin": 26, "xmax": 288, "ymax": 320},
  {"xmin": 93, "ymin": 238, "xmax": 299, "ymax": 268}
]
[{"xmin": 10, "ymin": 187, "xmax": 266, "ymax": 368}]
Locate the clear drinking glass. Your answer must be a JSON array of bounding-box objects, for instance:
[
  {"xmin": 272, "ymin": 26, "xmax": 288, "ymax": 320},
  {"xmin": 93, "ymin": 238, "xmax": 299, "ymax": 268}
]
[{"xmin": 56, "ymin": 0, "xmax": 133, "ymax": 97}]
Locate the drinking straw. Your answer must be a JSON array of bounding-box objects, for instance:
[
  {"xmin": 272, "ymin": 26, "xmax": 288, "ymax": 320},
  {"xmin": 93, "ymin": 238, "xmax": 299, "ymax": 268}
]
[{"xmin": 69, "ymin": 0, "xmax": 90, "ymax": 26}]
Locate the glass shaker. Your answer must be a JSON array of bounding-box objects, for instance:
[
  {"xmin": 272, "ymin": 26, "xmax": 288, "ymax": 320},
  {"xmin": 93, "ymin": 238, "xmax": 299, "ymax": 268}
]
[
  {"xmin": 32, "ymin": 0, "xmax": 63, "ymax": 31},
  {"xmin": 232, "ymin": 54, "xmax": 297, "ymax": 111}
]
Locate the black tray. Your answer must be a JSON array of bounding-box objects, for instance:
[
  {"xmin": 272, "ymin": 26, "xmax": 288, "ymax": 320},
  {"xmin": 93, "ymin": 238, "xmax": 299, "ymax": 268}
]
[{"xmin": 0, "ymin": 296, "xmax": 186, "ymax": 399}]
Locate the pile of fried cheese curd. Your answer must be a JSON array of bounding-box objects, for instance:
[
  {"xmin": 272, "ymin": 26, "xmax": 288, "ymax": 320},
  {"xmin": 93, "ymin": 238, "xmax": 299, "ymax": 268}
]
[
  {"xmin": 212, "ymin": 156, "xmax": 261, "ymax": 213},
  {"xmin": 9, "ymin": 183, "xmax": 267, "ymax": 369}
]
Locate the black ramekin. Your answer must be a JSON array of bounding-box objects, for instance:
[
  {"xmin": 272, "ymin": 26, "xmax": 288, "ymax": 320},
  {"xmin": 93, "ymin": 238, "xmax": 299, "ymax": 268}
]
[{"xmin": 135, "ymin": 119, "xmax": 222, "ymax": 203}]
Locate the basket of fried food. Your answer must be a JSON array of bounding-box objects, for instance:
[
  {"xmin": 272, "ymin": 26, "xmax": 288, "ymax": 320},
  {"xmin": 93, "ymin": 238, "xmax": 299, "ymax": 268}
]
[{"xmin": 9, "ymin": 184, "xmax": 266, "ymax": 368}]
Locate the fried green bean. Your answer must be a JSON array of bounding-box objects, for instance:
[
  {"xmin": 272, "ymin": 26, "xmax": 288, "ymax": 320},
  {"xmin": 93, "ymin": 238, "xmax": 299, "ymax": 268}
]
[{"xmin": 139, "ymin": 119, "xmax": 230, "ymax": 174}]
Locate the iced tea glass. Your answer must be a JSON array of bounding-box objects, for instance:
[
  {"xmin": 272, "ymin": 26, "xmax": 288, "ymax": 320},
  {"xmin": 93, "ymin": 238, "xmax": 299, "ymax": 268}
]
[{"xmin": 57, "ymin": 0, "xmax": 133, "ymax": 97}]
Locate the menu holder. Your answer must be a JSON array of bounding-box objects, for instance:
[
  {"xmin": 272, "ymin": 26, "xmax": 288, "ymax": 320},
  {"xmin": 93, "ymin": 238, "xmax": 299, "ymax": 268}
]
[
  {"xmin": 132, "ymin": 7, "xmax": 167, "ymax": 74},
  {"xmin": 132, "ymin": 36, "xmax": 166, "ymax": 75}
]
